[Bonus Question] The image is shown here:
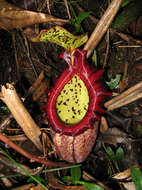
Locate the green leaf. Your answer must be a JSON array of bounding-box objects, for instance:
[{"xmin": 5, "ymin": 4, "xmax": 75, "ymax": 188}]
[
  {"xmin": 105, "ymin": 147, "xmax": 116, "ymax": 162},
  {"xmin": 32, "ymin": 26, "xmax": 88, "ymax": 51},
  {"xmin": 121, "ymin": 0, "xmax": 133, "ymax": 8},
  {"xmin": 78, "ymin": 181, "xmax": 104, "ymax": 190},
  {"xmin": 130, "ymin": 167, "xmax": 142, "ymax": 190},
  {"xmin": 71, "ymin": 166, "xmax": 81, "ymax": 184},
  {"xmin": 74, "ymin": 23, "xmax": 81, "ymax": 34},
  {"xmin": 76, "ymin": 11, "xmax": 93, "ymax": 25},
  {"xmin": 42, "ymin": 164, "xmax": 82, "ymax": 173},
  {"xmin": 115, "ymin": 147, "xmax": 124, "ymax": 162},
  {"xmin": 84, "ymin": 183, "xmax": 104, "ymax": 190},
  {"xmin": 106, "ymin": 74, "xmax": 121, "ymax": 90},
  {"xmin": 70, "ymin": 11, "xmax": 92, "ymax": 33},
  {"xmin": 70, "ymin": 18, "xmax": 76, "ymax": 26},
  {"xmin": 107, "ymin": 73, "xmax": 112, "ymax": 80},
  {"xmin": 27, "ymin": 176, "xmax": 46, "ymax": 184},
  {"xmin": 61, "ymin": 176, "xmax": 71, "ymax": 183}
]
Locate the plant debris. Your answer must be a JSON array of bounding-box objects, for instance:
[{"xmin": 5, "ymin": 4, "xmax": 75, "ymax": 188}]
[{"xmin": 0, "ymin": 0, "xmax": 142, "ymax": 189}]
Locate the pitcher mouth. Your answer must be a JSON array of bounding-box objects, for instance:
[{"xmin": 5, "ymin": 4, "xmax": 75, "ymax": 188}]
[{"xmin": 46, "ymin": 49, "xmax": 111, "ymax": 136}]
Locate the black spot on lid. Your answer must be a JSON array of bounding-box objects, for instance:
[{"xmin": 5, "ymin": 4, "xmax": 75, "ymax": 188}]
[
  {"xmin": 78, "ymin": 110, "xmax": 81, "ymax": 115},
  {"xmin": 78, "ymin": 83, "xmax": 82, "ymax": 88},
  {"xmin": 72, "ymin": 107, "xmax": 75, "ymax": 111},
  {"xmin": 63, "ymin": 102, "xmax": 67, "ymax": 106},
  {"xmin": 58, "ymin": 100, "xmax": 62, "ymax": 105},
  {"xmin": 84, "ymin": 106, "xmax": 88, "ymax": 110}
]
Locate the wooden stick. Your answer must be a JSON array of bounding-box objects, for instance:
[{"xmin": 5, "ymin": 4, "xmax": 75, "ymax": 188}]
[
  {"xmin": 84, "ymin": 0, "xmax": 122, "ymax": 57},
  {"xmin": 64, "ymin": 0, "xmax": 71, "ymax": 19},
  {"xmin": 105, "ymin": 81, "xmax": 142, "ymax": 111},
  {"xmin": 0, "ymin": 83, "xmax": 42, "ymax": 151}
]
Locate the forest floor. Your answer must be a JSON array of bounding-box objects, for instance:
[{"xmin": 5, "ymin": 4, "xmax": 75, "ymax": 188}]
[{"xmin": 0, "ymin": 0, "xmax": 142, "ymax": 189}]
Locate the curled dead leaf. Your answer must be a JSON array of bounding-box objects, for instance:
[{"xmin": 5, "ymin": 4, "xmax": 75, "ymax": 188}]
[
  {"xmin": 0, "ymin": 0, "xmax": 69, "ymax": 30},
  {"xmin": 100, "ymin": 116, "xmax": 109, "ymax": 133}
]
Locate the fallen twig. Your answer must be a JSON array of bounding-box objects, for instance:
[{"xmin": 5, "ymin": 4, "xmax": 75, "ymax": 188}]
[
  {"xmin": 0, "ymin": 132, "xmax": 68, "ymax": 167},
  {"xmin": 105, "ymin": 81, "xmax": 142, "ymax": 111},
  {"xmin": 84, "ymin": 0, "xmax": 122, "ymax": 57},
  {"xmin": 76, "ymin": 3, "xmax": 142, "ymax": 56},
  {"xmin": 6, "ymin": 134, "xmax": 27, "ymax": 142},
  {"xmin": 0, "ymin": 83, "xmax": 42, "ymax": 151},
  {"xmin": 0, "ymin": 154, "xmax": 44, "ymax": 176},
  {"xmin": 64, "ymin": 0, "xmax": 71, "ymax": 19},
  {"xmin": 103, "ymin": 29, "xmax": 110, "ymax": 68}
]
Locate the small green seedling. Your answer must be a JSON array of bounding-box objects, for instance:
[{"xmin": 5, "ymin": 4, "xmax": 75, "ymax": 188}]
[
  {"xmin": 62, "ymin": 166, "xmax": 104, "ymax": 190},
  {"xmin": 106, "ymin": 74, "xmax": 121, "ymax": 90},
  {"xmin": 70, "ymin": 11, "xmax": 92, "ymax": 34},
  {"xmin": 103, "ymin": 143, "xmax": 124, "ymax": 172},
  {"xmin": 121, "ymin": 0, "xmax": 133, "ymax": 8}
]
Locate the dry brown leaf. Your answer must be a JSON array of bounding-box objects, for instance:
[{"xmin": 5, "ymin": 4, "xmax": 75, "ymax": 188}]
[
  {"xmin": 100, "ymin": 116, "xmax": 109, "ymax": 133},
  {"xmin": 0, "ymin": 0, "xmax": 69, "ymax": 30},
  {"xmin": 121, "ymin": 182, "xmax": 135, "ymax": 190},
  {"xmin": 99, "ymin": 127, "xmax": 132, "ymax": 145},
  {"xmin": 113, "ymin": 165, "xmax": 139, "ymax": 180},
  {"xmin": 112, "ymin": 166, "xmax": 139, "ymax": 190},
  {"xmin": 11, "ymin": 183, "xmax": 35, "ymax": 190},
  {"xmin": 0, "ymin": 173, "xmax": 12, "ymax": 188},
  {"xmin": 30, "ymin": 184, "xmax": 46, "ymax": 190}
]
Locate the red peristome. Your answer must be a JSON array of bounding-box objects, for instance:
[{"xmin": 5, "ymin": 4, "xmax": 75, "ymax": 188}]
[{"xmin": 46, "ymin": 49, "xmax": 111, "ymax": 136}]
